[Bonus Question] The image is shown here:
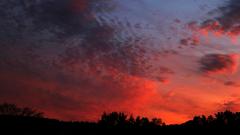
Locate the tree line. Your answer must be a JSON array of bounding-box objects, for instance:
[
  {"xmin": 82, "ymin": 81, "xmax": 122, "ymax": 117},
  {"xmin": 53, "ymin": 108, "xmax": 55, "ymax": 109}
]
[{"xmin": 1, "ymin": 102, "xmax": 240, "ymax": 133}]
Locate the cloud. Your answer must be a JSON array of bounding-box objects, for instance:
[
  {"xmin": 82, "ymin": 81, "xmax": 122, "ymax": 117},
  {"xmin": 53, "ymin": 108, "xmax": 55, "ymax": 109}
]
[
  {"xmin": 218, "ymin": 98, "xmax": 240, "ymax": 112},
  {"xmin": 215, "ymin": 0, "xmax": 240, "ymax": 30},
  {"xmin": 179, "ymin": 37, "xmax": 200, "ymax": 46},
  {"xmin": 0, "ymin": 0, "xmax": 162, "ymax": 122},
  {"xmin": 222, "ymin": 101, "xmax": 238, "ymax": 111},
  {"xmin": 224, "ymin": 81, "xmax": 240, "ymax": 87},
  {"xmin": 186, "ymin": 0, "xmax": 240, "ymax": 39},
  {"xmin": 0, "ymin": 0, "xmax": 117, "ymax": 43},
  {"xmin": 155, "ymin": 77, "xmax": 170, "ymax": 84},
  {"xmin": 0, "ymin": 64, "xmax": 158, "ymax": 121},
  {"xmin": 199, "ymin": 54, "xmax": 238, "ymax": 74},
  {"xmin": 0, "ymin": 0, "xmax": 174, "ymax": 84}
]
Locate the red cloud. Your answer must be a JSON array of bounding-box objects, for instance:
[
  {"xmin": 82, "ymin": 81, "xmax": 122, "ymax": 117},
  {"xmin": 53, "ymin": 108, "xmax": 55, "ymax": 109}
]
[
  {"xmin": 0, "ymin": 62, "xmax": 158, "ymax": 122},
  {"xmin": 187, "ymin": 19, "xmax": 240, "ymax": 43}
]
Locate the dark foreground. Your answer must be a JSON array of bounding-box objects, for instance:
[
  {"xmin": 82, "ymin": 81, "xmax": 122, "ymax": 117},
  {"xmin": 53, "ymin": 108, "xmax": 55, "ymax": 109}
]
[
  {"xmin": 0, "ymin": 115, "xmax": 239, "ymax": 135},
  {"xmin": 1, "ymin": 103, "xmax": 240, "ymax": 134}
]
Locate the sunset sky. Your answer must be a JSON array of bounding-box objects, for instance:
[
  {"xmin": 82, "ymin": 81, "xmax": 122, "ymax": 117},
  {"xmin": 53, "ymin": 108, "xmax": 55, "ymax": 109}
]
[{"xmin": 1, "ymin": 0, "xmax": 240, "ymax": 124}]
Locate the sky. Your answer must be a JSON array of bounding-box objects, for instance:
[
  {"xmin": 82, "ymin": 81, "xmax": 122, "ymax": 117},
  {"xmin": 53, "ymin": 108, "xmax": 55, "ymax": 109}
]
[{"xmin": 1, "ymin": 0, "xmax": 240, "ymax": 124}]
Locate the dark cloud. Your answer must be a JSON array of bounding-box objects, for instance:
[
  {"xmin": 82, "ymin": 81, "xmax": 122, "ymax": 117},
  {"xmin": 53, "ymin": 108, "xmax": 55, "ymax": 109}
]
[
  {"xmin": 159, "ymin": 67, "xmax": 175, "ymax": 74},
  {"xmin": 224, "ymin": 81, "xmax": 240, "ymax": 87},
  {"xmin": 0, "ymin": 0, "xmax": 166, "ymax": 80},
  {"xmin": 155, "ymin": 77, "xmax": 170, "ymax": 84},
  {"xmin": 179, "ymin": 37, "xmax": 199, "ymax": 46},
  {"xmin": 0, "ymin": 0, "xmax": 176, "ymax": 86},
  {"xmin": 192, "ymin": 0, "xmax": 240, "ymax": 35},
  {"xmin": 0, "ymin": 0, "xmax": 103, "ymax": 42},
  {"xmin": 184, "ymin": 0, "xmax": 240, "ymax": 38},
  {"xmin": 199, "ymin": 54, "xmax": 238, "ymax": 74},
  {"xmin": 216, "ymin": 0, "xmax": 240, "ymax": 30}
]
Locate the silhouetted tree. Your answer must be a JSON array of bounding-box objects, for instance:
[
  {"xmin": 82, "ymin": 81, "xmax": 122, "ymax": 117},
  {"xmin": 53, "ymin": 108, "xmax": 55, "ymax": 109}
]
[
  {"xmin": 99, "ymin": 112, "xmax": 163, "ymax": 128},
  {"xmin": 140, "ymin": 117, "xmax": 149, "ymax": 127},
  {"xmin": 214, "ymin": 110, "xmax": 235, "ymax": 127},
  {"xmin": 184, "ymin": 110, "xmax": 240, "ymax": 128},
  {"xmin": 0, "ymin": 103, "xmax": 43, "ymax": 118},
  {"xmin": 128, "ymin": 115, "xmax": 135, "ymax": 127},
  {"xmin": 207, "ymin": 115, "xmax": 214, "ymax": 123},
  {"xmin": 151, "ymin": 118, "xmax": 164, "ymax": 126},
  {"xmin": 99, "ymin": 112, "xmax": 128, "ymax": 127}
]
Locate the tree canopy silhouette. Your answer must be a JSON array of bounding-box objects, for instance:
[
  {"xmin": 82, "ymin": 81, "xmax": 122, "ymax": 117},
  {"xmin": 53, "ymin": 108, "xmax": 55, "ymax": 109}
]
[
  {"xmin": 184, "ymin": 110, "xmax": 240, "ymax": 128},
  {"xmin": 0, "ymin": 103, "xmax": 44, "ymax": 118},
  {"xmin": 99, "ymin": 112, "xmax": 164, "ymax": 128}
]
